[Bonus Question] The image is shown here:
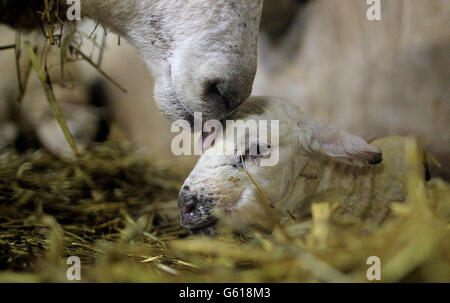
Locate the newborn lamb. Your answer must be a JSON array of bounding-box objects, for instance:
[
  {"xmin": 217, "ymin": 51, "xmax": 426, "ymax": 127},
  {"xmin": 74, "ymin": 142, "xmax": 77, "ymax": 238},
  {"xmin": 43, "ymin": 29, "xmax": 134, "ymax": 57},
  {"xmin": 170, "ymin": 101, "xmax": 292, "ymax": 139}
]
[{"xmin": 178, "ymin": 97, "xmax": 384, "ymax": 234}]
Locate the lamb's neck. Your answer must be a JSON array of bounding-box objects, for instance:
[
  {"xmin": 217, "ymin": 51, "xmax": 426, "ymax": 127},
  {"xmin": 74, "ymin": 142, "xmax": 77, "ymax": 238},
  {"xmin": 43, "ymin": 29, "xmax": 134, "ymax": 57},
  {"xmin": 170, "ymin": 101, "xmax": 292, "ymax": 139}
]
[
  {"xmin": 277, "ymin": 156, "xmax": 374, "ymax": 221},
  {"xmin": 276, "ymin": 157, "xmax": 327, "ymax": 220}
]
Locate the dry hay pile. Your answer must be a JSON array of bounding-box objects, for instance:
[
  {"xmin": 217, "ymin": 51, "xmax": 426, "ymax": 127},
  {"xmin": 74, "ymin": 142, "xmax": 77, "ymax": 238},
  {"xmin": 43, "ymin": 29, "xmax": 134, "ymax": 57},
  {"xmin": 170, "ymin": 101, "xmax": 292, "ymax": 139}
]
[
  {"xmin": 0, "ymin": 142, "xmax": 188, "ymax": 281},
  {"xmin": 0, "ymin": 138, "xmax": 449, "ymax": 282}
]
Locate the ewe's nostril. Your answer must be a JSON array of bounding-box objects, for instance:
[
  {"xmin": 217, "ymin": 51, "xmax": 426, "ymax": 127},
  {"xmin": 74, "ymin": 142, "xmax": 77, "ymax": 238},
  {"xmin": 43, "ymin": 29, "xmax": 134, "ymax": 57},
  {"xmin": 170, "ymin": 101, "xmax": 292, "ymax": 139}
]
[
  {"xmin": 216, "ymin": 82, "xmax": 239, "ymax": 110},
  {"xmin": 203, "ymin": 80, "xmax": 238, "ymax": 111}
]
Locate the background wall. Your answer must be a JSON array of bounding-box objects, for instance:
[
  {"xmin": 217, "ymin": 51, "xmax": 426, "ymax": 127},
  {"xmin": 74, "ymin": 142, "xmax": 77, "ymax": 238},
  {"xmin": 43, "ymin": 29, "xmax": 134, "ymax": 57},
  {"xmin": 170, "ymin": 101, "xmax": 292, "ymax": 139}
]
[{"xmin": 255, "ymin": 0, "xmax": 450, "ymax": 177}]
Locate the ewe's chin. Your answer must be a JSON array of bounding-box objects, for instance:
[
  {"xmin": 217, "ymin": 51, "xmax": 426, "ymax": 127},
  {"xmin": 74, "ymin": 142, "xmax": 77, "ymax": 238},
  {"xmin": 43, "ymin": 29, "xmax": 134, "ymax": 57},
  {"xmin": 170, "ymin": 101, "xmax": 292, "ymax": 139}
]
[{"xmin": 151, "ymin": 74, "xmax": 193, "ymax": 123}]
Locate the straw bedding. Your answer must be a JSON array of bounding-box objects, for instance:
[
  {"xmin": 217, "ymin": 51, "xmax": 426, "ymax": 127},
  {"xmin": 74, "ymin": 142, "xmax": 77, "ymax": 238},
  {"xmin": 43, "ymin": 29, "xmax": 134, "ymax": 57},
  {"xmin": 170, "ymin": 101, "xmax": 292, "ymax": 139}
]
[{"xmin": 0, "ymin": 137, "xmax": 448, "ymax": 282}]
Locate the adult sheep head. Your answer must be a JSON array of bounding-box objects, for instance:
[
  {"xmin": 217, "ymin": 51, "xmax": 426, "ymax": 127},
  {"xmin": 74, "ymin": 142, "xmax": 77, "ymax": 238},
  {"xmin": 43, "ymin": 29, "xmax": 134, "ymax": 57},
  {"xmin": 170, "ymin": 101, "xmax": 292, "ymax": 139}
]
[
  {"xmin": 1, "ymin": 0, "xmax": 263, "ymax": 122},
  {"xmin": 82, "ymin": 0, "xmax": 264, "ymax": 123},
  {"xmin": 178, "ymin": 97, "xmax": 383, "ymax": 234}
]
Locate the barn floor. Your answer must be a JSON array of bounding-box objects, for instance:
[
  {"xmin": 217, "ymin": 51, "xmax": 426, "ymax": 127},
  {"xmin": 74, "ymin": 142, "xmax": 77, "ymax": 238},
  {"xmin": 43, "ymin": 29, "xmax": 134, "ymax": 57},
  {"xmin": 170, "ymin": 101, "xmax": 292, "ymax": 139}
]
[{"xmin": 0, "ymin": 139, "xmax": 449, "ymax": 282}]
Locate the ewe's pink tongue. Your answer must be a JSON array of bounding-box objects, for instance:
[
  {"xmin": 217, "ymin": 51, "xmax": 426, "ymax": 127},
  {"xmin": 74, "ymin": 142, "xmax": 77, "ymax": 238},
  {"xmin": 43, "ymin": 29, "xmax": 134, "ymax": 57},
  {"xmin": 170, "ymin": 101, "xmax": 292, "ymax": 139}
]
[{"xmin": 199, "ymin": 127, "xmax": 217, "ymax": 151}]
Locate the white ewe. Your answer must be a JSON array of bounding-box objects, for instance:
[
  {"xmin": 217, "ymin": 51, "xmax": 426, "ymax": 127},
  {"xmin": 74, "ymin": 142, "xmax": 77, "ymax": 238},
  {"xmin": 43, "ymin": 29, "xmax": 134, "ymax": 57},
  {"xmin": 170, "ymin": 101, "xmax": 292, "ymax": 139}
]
[{"xmin": 1, "ymin": 0, "xmax": 264, "ymax": 123}]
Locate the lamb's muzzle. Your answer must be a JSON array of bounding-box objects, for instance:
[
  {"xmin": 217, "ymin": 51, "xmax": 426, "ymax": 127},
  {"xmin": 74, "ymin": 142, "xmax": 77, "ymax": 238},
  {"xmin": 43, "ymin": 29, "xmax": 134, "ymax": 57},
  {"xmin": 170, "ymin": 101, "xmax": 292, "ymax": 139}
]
[
  {"xmin": 369, "ymin": 152, "xmax": 383, "ymax": 165},
  {"xmin": 178, "ymin": 186, "xmax": 217, "ymax": 234}
]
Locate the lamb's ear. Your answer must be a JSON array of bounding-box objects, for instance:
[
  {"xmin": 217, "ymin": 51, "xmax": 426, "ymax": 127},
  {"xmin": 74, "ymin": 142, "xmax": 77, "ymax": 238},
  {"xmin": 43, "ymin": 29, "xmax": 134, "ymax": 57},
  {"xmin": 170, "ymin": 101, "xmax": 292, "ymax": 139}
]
[{"xmin": 296, "ymin": 115, "xmax": 382, "ymax": 165}]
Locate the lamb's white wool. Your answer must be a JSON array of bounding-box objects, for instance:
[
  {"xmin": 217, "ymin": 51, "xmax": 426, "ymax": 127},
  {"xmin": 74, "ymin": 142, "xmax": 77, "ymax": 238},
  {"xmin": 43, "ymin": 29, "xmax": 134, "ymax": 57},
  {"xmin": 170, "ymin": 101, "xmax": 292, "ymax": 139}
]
[
  {"xmin": 78, "ymin": 0, "xmax": 263, "ymax": 122},
  {"xmin": 178, "ymin": 97, "xmax": 382, "ymax": 233}
]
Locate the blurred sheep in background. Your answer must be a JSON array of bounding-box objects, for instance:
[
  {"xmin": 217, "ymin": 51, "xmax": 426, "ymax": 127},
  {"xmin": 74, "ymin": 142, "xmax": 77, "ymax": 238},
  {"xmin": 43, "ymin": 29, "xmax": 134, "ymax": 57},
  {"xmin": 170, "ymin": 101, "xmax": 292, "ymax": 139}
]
[
  {"xmin": 255, "ymin": 0, "xmax": 450, "ymax": 178},
  {"xmin": 0, "ymin": 25, "xmax": 111, "ymax": 157}
]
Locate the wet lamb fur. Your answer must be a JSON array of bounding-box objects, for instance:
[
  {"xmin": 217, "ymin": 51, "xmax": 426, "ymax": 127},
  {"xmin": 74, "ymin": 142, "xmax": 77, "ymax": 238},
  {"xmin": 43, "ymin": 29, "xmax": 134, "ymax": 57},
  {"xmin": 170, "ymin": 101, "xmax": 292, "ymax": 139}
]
[{"xmin": 178, "ymin": 97, "xmax": 386, "ymax": 235}]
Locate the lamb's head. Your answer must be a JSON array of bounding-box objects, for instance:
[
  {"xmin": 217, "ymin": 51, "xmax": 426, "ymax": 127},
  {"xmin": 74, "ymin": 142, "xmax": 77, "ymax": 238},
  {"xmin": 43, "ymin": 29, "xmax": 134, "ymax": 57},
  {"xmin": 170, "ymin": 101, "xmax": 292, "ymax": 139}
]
[
  {"xmin": 178, "ymin": 97, "xmax": 383, "ymax": 234},
  {"xmin": 93, "ymin": 0, "xmax": 263, "ymax": 123}
]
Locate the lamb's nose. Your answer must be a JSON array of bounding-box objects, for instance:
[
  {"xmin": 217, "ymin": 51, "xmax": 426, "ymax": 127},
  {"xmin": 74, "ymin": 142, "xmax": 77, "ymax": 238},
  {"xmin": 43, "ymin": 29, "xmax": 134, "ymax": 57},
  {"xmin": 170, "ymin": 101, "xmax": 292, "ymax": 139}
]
[
  {"xmin": 181, "ymin": 200, "xmax": 196, "ymax": 215},
  {"xmin": 178, "ymin": 186, "xmax": 197, "ymax": 215},
  {"xmin": 202, "ymin": 79, "xmax": 250, "ymax": 112}
]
